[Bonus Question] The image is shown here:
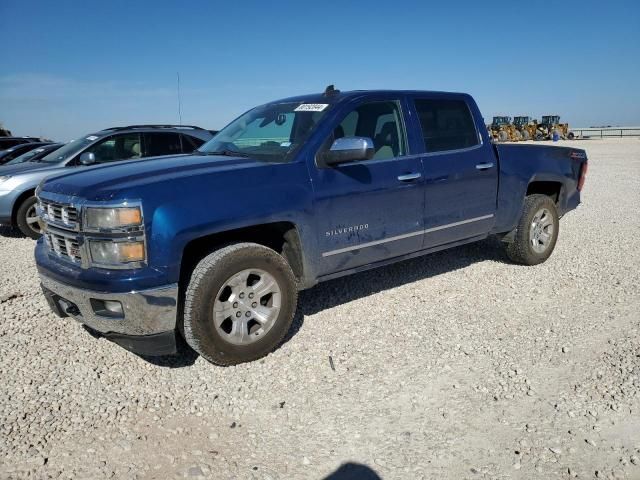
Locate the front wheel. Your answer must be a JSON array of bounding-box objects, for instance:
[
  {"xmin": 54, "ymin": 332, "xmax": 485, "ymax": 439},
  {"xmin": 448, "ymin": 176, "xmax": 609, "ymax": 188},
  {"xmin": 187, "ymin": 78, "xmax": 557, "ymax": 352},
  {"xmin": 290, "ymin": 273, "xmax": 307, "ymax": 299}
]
[
  {"xmin": 183, "ymin": 243, "xmax": 298, "ymax": 366},
  {"xmin": 16, "ymin": 196, "xmax": 42, "ymax": 239},
  {"xmin": 506, "ymin": 194, "xmax": 559, "ymax": 265}
]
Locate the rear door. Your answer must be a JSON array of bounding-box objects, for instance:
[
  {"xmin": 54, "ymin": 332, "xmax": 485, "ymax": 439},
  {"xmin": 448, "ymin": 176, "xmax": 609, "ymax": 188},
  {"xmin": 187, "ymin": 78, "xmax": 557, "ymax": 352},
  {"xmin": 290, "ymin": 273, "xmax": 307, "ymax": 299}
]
[
  {"xmin": 411, "ymin": 96, "xmax": 498, "ymax": 248},
  {"xmin": 309, "ymin": 95, "xmax": 425, "ymax": 275}
]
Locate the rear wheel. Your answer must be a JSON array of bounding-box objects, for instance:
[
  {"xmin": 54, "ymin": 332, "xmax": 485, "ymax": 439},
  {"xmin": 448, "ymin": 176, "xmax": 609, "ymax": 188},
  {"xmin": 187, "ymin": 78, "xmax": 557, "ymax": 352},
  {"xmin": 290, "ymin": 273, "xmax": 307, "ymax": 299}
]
[
  {"xmin": 16, "ymin": 196, "xmax": 42, "ymax": 239},
  {"xmin": 498, "ymin": 131, "xmax": 509, "ymax": 142},
  {"xmin": 183, "ymin": 243, "xmax": 298, "ymax": 366},
  {"xmin": 506, "ymin": 194, "xmax": 559, "ymax": 265},
  {"xmin": 514, "ymin": 130, "xmax": 523, "ymax": 141},
  {"xmin": 522, "ymin": 130, "xmax": 531, "ymax": 141}
]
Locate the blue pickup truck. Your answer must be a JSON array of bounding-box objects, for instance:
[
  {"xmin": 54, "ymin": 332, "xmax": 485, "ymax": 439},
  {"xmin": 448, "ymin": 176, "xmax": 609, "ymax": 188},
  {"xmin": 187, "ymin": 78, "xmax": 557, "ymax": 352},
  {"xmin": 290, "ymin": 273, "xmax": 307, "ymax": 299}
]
[{"xmin": 35, "ymin": 87, "xmax": 588, "ymax": 365}]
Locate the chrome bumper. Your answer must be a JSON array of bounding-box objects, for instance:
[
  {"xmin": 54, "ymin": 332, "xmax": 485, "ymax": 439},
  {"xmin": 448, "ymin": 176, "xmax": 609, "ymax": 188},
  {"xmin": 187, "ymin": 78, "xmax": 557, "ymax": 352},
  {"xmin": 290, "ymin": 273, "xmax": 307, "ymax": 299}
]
[{"xmin": 39, "ymin": 274, "xmax": 178, "ymax": 336}]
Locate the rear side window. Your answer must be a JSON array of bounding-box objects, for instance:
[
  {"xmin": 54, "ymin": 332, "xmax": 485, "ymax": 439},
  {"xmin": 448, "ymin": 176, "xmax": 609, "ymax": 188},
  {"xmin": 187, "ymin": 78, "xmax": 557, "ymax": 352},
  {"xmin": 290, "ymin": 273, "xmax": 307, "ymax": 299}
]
[
  {"xmin": 144, "ymin": 132, "xmax": 182, "ymax": 157},
  {"xmin": 414, "ymin": 99, "xmax": 479, "ymax": 153},
  {"xmin": 180, "ymin": 134, "xmax": 205, "ymax": 153}
]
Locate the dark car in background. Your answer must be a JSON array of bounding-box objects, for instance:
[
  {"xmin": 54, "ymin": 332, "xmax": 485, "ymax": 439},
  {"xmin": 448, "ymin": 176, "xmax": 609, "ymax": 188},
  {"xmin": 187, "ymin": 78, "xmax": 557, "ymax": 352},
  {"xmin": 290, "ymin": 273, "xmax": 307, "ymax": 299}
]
[
  {"xmin": 0, "ymin": 125, "xmax": 215, "ymax": 238},
  {"xmin": 0, "ymin": 137, "xmax": 43, "ymax": 150},
  {"xmin": 4, "ymin": 143, "xmax": 64, "ymax": 165},
  {"xmin": 0, "ymin": 142, "xmax": 55, "ymax": 165}
]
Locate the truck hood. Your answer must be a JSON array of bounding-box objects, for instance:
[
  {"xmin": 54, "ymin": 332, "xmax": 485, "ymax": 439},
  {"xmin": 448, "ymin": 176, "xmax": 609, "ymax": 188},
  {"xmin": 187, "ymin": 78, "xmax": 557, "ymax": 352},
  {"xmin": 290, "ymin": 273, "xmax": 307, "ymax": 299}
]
[
  {"xmin": 0, "ymin": 161, "xmax": 64, "ymax": 176},
  {"xmin": 41, "ymin": 154, "xmax": 260, "ymax": 199}
]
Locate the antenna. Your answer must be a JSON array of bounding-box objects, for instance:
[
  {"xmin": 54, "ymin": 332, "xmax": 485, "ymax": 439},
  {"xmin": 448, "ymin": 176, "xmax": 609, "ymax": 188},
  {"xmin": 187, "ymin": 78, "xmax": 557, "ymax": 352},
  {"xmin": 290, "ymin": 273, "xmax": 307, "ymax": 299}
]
[{"xmin": 177, "ymin": 72, "xmax": 183, "ymax": 125}]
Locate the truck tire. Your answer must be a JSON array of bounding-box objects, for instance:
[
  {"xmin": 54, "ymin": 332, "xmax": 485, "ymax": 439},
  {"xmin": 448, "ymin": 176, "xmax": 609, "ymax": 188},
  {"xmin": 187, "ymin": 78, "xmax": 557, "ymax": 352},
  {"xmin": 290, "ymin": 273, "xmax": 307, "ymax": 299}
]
[
  {"xmin": 506, "ymin": 194, "xmax": 559, "ymax": 265},
  {"xmin": 498, "ymin": 131, "xmax": 509, "ymax": 142},
  {"xmin": 16, "ymin": 196, "xmax": 42, "ymax": 239},
  {"xmin": 183, "ymin": 243, "xmax": 298, "ymax": 366},
  {"xmin": 522, "ymin": 130, "xmax": 531, "ymax": 141}
]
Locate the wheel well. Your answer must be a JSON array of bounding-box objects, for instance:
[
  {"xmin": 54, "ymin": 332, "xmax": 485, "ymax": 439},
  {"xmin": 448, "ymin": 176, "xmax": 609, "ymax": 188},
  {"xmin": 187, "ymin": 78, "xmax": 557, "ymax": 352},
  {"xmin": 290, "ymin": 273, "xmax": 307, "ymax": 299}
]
[
  {"xmin": 179, "ymin": 222, "xmax": 304, "ymax": 286},
  {"xmin": 11, "ymin": 189, "xmax": 36, "ymax": 225},
  {"xmin": 526, "ymin": 181, "xmax": 562, "ymax": 203}
]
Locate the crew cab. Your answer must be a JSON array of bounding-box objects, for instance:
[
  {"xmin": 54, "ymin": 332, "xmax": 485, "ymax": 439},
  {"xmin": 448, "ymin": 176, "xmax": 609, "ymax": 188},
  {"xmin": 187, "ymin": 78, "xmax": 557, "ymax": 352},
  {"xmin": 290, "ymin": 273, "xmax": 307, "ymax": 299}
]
[{"xmin": 35, "ymin": 88, "xmax": 588, "ymax": 365}]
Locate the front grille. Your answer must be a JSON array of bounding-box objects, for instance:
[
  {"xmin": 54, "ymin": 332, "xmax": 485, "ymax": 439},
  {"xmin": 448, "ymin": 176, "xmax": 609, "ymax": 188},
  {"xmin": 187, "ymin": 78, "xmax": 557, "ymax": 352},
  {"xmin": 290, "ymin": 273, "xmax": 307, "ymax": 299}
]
[
  {"xmin": 44, "ymin": 230, "xmax": 82, "ymax": 263},
  {"xmin": 40, "ymin": 200, "xmax": 79, "ymax": 229}
]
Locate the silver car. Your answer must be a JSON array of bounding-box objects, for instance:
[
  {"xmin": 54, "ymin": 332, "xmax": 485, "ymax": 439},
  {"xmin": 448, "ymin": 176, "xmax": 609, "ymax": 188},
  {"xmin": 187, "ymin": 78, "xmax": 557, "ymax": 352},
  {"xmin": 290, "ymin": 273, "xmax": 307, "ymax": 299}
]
[{"xmin": 0, "ymin": 125, "xmax": 214, "ymax": 238}]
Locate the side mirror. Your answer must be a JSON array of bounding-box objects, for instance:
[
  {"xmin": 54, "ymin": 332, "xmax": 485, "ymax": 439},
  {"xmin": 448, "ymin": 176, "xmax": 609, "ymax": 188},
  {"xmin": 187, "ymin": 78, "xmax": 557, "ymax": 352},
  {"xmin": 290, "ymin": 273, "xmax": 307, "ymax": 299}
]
[
  {"xmin": 323, "ymin": 137, "xmax": 374, "ymax": 166},
  {"xmin": 79, "ymin": 152, "xmax": 96, "ymax": 165}
]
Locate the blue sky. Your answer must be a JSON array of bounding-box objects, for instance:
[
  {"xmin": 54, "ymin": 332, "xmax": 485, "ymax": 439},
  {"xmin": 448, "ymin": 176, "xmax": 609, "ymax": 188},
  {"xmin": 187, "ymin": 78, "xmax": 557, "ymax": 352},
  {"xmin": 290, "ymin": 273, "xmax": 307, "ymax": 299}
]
[{"xmin": 1, "ymin": 0, "xmax": 639, "ymax": 140}]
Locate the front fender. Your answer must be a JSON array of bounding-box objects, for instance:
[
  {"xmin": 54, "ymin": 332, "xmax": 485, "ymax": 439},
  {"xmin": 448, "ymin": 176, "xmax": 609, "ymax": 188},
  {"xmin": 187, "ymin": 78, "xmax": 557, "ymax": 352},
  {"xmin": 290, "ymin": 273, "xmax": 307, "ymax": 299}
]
[{"xmin": 137, "ymin": 161, "xmax": 317, "ymax": 284}]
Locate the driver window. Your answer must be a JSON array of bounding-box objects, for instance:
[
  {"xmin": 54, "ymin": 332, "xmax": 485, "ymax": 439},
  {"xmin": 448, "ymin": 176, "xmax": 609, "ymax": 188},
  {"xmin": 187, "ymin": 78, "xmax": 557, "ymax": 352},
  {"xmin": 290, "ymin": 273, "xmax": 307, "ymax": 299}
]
[
  {"xmin": 82, "ymin": 133, "xmax": 142, "ymax": 164},
  {"xmin": 331, "ymin": 101, "xmax": 405, "ymax": 160}
]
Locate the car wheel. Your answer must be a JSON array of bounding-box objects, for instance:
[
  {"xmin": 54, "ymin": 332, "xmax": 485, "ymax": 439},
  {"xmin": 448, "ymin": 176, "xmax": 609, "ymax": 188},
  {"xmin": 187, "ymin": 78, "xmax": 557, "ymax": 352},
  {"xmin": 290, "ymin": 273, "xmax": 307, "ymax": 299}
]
[
  {"xmin": 506, "ymin": 194, "xmax": 559, "ymax": 265},
  {"xmin": 183, "ymin": 243, "xmax": 298, "ymax": 366},
  {"xmin": 568, "ymin": 132, "xmax": 575, "ymax": 140},
  {"xmin": 16, "ymin": 196, "xmax": 42, "ymax": 239}
]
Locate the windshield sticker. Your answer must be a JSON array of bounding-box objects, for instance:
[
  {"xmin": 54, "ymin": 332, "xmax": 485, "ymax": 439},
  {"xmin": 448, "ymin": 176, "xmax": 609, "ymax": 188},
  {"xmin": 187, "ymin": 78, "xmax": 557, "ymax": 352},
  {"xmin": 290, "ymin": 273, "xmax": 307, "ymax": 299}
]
[
  {"xmin": 280, "ymin": 141, "xmax": 292, "ymax": 147},
  {"xmin": 86, "ymin": 135, "xmax": 99, "ymax": 141},
  {"xmin": 294, "ymin": 103, "xmax": 329, "ymax": 112}
]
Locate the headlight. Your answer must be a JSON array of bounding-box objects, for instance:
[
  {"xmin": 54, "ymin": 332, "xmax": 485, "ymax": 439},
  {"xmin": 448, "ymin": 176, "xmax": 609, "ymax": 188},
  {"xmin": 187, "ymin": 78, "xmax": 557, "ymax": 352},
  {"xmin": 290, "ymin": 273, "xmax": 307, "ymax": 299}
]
[
  {"xmin": 85, "ymin": 206, "xmax": 142, "ymax": 230},
  {"xmin": 88, "ymin": 239, "xmax": 146, "ymax": 266}
]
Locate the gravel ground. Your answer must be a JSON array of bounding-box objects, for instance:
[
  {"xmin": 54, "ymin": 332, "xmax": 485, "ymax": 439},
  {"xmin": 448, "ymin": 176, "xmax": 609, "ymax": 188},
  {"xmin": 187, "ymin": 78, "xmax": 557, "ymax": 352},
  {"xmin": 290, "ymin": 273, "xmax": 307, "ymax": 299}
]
[{"xmin": 1, "ymin": 138, "xmax": 639, "ymax": 480}]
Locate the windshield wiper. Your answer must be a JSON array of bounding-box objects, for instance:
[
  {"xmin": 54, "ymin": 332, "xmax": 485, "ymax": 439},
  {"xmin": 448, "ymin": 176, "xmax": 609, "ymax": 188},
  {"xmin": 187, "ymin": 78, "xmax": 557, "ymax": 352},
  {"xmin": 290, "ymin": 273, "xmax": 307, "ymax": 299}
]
[{"xmin": 195, "ymin": 149, "xmax": 250, "ymax": 157}]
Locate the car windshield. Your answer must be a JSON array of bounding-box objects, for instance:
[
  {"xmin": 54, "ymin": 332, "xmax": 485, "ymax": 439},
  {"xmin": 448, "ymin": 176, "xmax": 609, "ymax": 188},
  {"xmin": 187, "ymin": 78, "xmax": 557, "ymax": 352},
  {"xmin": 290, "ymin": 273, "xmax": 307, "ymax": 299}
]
[
  {"xmin": 197, "ymin": 102, "xmax": 330, "ymax": 162},
  {"xmin": 6, "ymin": 145, "xmax": 56, "ymax": 165},
  {"xmin": 38, "ymin": 137, "xmax": 96, "ymax": 164}
]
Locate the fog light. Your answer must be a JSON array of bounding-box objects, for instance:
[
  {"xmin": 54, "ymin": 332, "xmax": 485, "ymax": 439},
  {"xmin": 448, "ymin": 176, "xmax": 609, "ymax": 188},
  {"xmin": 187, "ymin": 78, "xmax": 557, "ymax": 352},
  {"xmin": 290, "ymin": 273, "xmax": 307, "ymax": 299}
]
[
  {"xmin": 90, "ymin": 299, "xmax": 124, "ymax": 318},
  {"xmin": 104, "ymin": 300, "xmax": 123, "ymax": 315}
]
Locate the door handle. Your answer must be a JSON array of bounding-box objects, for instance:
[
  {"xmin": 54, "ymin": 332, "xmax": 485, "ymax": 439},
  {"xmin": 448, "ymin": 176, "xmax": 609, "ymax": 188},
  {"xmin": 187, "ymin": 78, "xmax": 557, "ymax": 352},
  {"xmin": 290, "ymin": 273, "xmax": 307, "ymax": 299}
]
[
  {"xmin": 475, "ymin": 162, "xmax": 494, "ymax": 170},
  {"xmin": 397, "ymin": 173, "xmax": 422, "ymax": 182}
]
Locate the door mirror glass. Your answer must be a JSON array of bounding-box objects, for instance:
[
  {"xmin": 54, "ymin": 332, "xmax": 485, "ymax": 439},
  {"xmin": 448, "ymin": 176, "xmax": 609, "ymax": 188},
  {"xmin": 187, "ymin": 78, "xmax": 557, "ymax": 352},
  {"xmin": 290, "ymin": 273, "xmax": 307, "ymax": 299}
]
[
  {"xmin": 323, "ymin": 137, "xmax": 374, "ymax": 165},
  {"xmin": 79, "ymin": 152, "xmax": 96, "ymax": 165}
]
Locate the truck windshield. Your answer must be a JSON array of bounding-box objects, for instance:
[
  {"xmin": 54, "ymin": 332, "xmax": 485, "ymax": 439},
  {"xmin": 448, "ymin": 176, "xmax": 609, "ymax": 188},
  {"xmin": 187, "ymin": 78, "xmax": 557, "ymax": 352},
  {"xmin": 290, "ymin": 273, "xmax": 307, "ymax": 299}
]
[
  {"xmin": 197, "ymin": 102, "xmax": 330, "ymax": 162},
  {"xmin": 38, "ymin": 137, "xmax": 95, "ymax": 164}
]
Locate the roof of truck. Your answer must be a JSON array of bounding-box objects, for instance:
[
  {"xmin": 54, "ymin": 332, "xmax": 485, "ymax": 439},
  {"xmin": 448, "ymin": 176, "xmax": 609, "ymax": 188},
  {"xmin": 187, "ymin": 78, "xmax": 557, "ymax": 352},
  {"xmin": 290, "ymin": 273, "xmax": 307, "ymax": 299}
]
[{"xmin": 274, "ymin": 88, "xmax": 472, "ymax": 105}]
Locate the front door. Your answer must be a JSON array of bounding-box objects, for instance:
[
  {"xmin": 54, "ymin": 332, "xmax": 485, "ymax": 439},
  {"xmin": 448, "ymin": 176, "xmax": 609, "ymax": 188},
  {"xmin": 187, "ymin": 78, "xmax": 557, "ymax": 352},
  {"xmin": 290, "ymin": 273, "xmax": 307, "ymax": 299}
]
[
  {"xmin": 310, "ymin": 97, "xmax": 425, "ymax": 276},
  {"xmin": 410, "ymin": 97, "xmax": 498, "ymax": 248}
]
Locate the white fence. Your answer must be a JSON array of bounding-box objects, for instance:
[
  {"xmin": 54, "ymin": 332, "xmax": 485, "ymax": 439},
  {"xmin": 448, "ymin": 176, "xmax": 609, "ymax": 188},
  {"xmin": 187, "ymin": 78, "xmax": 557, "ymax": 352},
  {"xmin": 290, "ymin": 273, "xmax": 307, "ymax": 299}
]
[{"xmin": 570, "ymin": 127, "xmax": 640, "ymax": 138}]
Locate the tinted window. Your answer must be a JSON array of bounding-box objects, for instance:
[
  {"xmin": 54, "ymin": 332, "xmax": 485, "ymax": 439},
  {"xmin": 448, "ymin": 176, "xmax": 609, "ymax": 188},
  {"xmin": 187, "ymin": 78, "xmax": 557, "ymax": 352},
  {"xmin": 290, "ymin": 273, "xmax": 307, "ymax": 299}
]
[
  {"xmin": 332, "ymin": 101, "xmax": 406, "ymax": 160},
  {"xmin": 83, "ymin": 133, "xmax": 142, "ymax": 163},
  {"xmin": 414, "ymin": 99, "xmax": 479, "ymax": 153},
  {"xmin": 144, "ymin": 132, "xmax": 182, "ymax": 157},
  {"xmin": 180, "ymin": 134, "xmax": 205, "ymax": 153}
]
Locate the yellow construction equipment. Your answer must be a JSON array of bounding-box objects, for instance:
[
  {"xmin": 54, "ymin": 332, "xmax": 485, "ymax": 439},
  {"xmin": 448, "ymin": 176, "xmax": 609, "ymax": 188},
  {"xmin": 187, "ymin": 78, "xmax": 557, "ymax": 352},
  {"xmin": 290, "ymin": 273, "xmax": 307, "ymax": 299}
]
[
  {"xmin": 536, "ymin": 115, "xmax": 575, "ymax": 140},
  {"xmin": 512, "ymin": 116, "xmax": 537, "ymax": 141},
  {"xmin": 488, "ymin": 116, "xmax": 514, "ymax": 142}
]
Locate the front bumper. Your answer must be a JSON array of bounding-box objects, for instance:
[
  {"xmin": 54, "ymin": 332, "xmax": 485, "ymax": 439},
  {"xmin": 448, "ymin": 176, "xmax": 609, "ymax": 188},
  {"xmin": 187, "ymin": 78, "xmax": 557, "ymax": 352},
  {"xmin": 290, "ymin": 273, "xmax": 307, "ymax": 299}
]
[
  {"xmin": 0, "ymin": 190, "xmax": 16, "ymax": 225},
  {"xmin": 39, "ymin": 273, "xmax": 179, "ymax": 356}
]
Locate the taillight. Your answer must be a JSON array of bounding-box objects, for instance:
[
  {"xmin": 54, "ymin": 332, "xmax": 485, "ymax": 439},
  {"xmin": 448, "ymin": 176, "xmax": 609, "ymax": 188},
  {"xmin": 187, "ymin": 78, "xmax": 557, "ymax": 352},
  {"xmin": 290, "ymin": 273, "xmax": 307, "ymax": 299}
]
[{"xmin": 578, "ymin": 161, "xmax": 588, "ymax": 191}]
